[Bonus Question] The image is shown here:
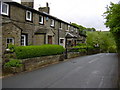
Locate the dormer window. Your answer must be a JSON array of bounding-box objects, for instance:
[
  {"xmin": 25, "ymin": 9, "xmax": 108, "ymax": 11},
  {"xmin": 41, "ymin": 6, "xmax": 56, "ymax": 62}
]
[
  {"xmin": 0, "ymin": 1, "xmax": 9, "ymax": 16},
  {"xmin": 26, "ymin": 10, "xmax": 32, "ymax": 21},
  {"xmin": 39, "ymin": 15, "xmax": 44, "ymax": 24},
  {"xmin": 50, "ymin": 19, "xmax": 55, "ymax": 27}
]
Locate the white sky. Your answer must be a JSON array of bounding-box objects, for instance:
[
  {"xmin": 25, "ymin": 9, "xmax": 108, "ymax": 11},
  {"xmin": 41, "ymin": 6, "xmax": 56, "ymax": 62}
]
[{"xmin": 13, "ymin": 0, "xmax": 119, "ymax": 31}]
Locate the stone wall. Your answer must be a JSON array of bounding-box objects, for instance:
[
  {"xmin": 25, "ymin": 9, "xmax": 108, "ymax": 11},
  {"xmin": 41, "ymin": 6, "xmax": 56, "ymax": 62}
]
[
  {"xmin": 67, "ymin": 52, "xmax": 86, "ymax": 59},
  {"xmin": 67, "ymin": 49, "xmax": 100, "ymax": 59},
  {"xmin": 118, "ymin": 53, "xmax": 120, "ymax": 88},
  {"xmin": 22, "ymin": 54, "xmax": 64, "ymax": 71}
]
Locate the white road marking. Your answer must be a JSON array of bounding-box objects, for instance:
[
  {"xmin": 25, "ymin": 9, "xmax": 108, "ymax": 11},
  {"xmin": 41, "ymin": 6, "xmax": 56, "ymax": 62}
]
[
  {"xmin": 92, "ymin": 70, "xmax": 99, "ymax": 75},
  {"xmin": 88, "ymin": 58, "xmax": 99, "ymax": 63},
  {"xmin": 98, "ymin": 76, "xmax": 104, "ymax": 88}
]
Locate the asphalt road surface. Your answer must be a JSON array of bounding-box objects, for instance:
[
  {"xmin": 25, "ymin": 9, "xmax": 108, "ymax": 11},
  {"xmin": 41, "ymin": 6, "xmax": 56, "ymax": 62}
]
[{"xmin": 2, "ymin": 53, "xmax": 118, "ymax": 88}]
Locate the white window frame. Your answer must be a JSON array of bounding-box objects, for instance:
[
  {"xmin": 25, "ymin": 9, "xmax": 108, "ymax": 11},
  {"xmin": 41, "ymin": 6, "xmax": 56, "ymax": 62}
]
[
  {"xmin": 71, "ymin": 29, "xmax": 74, "ymax": 32},
  {"xmin": 0, "ymin": 1, "xmax": 9, "ymax": 16},
  {"xmin": 76, "ymin": 28, "xmax": 78, "ymax": 33},
  {"xmin": 6, "ymin": 38, "xmax": 14, "ymax": 46},
  {"xmin": 59, "ymin": 38, "xmax": 65, "ymax": 47},
  {"xmin": 26, "ymin": 10, "xmax": 32, "ymax": 21},
  {"xmin": 68, "ymin": 25, "xmax": 70, "ymax": 30},
  {"xmin": 50, "ymin": 19, "xmax": 55, "ymax": 27},
  {"xmin": 21, "ymin": 35, "xmax": 26, "ymax": 46},
  {"xmin": 39, "ymin": 15, "xmax": 44, "ymax": 24}
]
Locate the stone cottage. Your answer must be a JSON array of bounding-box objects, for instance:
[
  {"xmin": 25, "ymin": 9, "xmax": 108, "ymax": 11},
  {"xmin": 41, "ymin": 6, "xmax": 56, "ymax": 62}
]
[{"xmin": 0, "ymin": 0, "xmax": 86, "ymax": 61}]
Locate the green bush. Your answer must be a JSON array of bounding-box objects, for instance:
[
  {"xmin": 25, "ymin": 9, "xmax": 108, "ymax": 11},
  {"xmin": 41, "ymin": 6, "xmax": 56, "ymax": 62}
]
[
  {"xmin": 108, "ymin": 45, "xmax": 117, "ymax": 53},
  {"xmin": 79, "ymin": 49, "xmax": 87, "ymax": 53},
  {"xmin": 72, "ymin": 45, "xmax": 96, "ymax": 53},
  {"xmin": 4, "ymin": 59, "xmax": 23, "ymax": 68},
  {"xmin": 8, "ymin": 44, "xmax": 16, "ymax": 52},
  {"xmin": 15, "ymin": 44, "xmax": 65, "ymax": 59},
  {"xmin": 77, "ymin": 43, "xmax": 86, "ymax": 46},
  {"xmin": 73, "ymin": 45, "xmax": 94, "ymax": 49}
]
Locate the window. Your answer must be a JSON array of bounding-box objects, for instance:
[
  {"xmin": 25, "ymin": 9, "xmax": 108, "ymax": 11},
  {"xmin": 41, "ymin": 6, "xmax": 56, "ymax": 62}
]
[
  {"xmin": 76, "ymin": 28, "xmax": 78, "ymax": 33},
  {"xmin": 39, "ymin": 15, "xmax": 44, "ymax": 24},
  {"xmin": 0, "ymin": 1, "xmax": 9, "ymax": 16},
  {"xmin": 26, "ymin": 10, "xmax": 32, "ymax": 21},
  {"xmin": 46, "ymin": 17, "xmax": 49, "ymax": 21},
  {"xmin": 59, "ymin": 38, "xmax": 65, "ymax": 47},
  {"xmin": 68, "ymin": 25, "xmax": 70, "ymax": 30},
  {"xmin": 21, "ymin": 35, "xmax": 27, "ymax": 46},
  {"xmin": 50, "ymin": 19, "xmax": 55, "ymax": 27},
  {"xmin": 0, "ymin": 1, "xmax": 1, "ymax": 14},
  {"xmin": 7, "ymin": 38, "xmax": 14, "ymax": 47},
  {"xmin": 60, "ymin": 39, "xmax": 64, "ymax": 43},
  {"xmin": 71, "ymin": 29, "xmax": 74, "ymax": 32}
]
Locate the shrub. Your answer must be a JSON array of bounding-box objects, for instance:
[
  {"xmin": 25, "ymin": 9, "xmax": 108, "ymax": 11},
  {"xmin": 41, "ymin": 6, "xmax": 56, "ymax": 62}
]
[
  {"xmin": 72, "ymin": 45, "xmax": 96, "ymax": 53},
  {"xmin": 79, "ymin": 49, "xmax": 87, "ymax": 53},
  {"xmin": 15, "ymin": 44, "xmax": 65, "ymax": 59},
  {"xmin": 108, "ymin": 45, "xmax": 117, "ymax": 53},
  {"xmin": 4, "ymin": 59, "xmax": 23, "ymax": 68},
  {"xmin": 77, "ymin": 43, "xmax": 86, "ymax": 46},
  {"xmin": 73, "ymin": 45, "xmax": 94, "ymax": 49},
  {"xmin": 7, "ymin": 44, "xmax": 16, "ymax": 52}
]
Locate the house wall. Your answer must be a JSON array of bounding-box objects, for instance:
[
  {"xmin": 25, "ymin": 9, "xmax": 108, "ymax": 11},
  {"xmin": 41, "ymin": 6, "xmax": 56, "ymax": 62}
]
[
  {"xmin": 2, "ymin": 22, "xmax": 22, "ymax": 61},
  {"xmin": 0, "ymin": 16, "xmax": 2, "ymax": 62},
  {"xmin": 34, "ymin": 34, "xmax": 45, "ymax": 45},
  {"xmin": 1, "ymin": 1, "xmax": 86, "ymax": 61}
]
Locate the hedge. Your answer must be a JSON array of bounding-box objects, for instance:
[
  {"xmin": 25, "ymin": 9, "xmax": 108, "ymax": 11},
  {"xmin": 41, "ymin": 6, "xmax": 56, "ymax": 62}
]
[
  {"xmin": 73, "ymin": 45, "xmax": 94, "ymax": 49},
  {"xmin": 15, "ymin": 45, "xmax": 65, "ymax": 59},
  {"xmin": 70, "ymin": 45, "xmax": 99, "ymax": 52}
]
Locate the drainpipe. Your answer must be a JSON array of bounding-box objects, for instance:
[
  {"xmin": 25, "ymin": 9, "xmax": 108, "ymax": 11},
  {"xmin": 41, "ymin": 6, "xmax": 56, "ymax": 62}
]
[
  {"xmin": 65, "ymin": 37, "xmax": 68, "ymax": 59},
  {"xmin": 58, "ymin": 29, "xmax": 59, "ymax": 45}
]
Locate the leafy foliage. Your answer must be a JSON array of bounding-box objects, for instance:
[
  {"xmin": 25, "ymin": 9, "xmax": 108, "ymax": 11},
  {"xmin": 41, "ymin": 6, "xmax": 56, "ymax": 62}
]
[
  {"xmin": 15, "ymin": 45, "xmax": 65, "ymax": 59},
  {"xmin": 86, "ymin": 31, "xmax": 117, "ymax": 53},
  {"xmin": 71, "ymin": 23, "xmax": 96, "ymax": 36},
  {"xmin": 70, "ymin": 44, "xmax": 95, "ymax": 53},
  {"xmin": 104, "ymin": 2, "xmax": 120, "ymax": 52},
  {"xmin": 71, "ymin": 23, "xmax": 86, "ymax": 35},
  {"xmin": 4, "ymin": 59, "xmax": 23, "ymax": 68},
  {"xmin": 7, "ymin": 44, "xmax": 16, "ymax": 52}
]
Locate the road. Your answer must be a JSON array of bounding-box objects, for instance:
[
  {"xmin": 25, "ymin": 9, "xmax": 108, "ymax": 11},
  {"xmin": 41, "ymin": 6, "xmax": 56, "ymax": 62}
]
[{"xmin": 2, "ymin": 53, "xmax": 118, "ymax": 88}]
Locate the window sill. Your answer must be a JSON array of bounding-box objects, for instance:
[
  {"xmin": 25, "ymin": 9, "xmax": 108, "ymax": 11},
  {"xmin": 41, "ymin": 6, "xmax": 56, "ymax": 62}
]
[{"xmin": 39, "ymin": 22, "xmax": 44, "ymax": 25}]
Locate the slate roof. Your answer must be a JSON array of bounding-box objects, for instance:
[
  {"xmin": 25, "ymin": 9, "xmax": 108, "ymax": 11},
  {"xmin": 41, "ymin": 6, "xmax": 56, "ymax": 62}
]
[
  {"xmin": 6, "ymin": 1, "xmax": 72, "ymax": 26},
  {"xmin": 65, "ymin": 32, "xmax": 77, "ymax": 38}
]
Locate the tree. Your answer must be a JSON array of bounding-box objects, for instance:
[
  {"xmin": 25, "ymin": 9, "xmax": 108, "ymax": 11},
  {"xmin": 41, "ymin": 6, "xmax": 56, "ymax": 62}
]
[
  {"xmin": 104, "ymin": 2, "xmax": 120, "ymax": 52},
  {"xmin": 86, "ymin": 28, "xmax": 96, "ymax": 32},
  {"xmin": 71, "ymin": 23, "xmax": 96, "ymax": 36},
  {"xmin": 86, "ymin": 31, "xmax": 116, "ymax": 53},
  {"xmin": 71, "ymin": 23, "xmax": 86, "ymax": 35}
]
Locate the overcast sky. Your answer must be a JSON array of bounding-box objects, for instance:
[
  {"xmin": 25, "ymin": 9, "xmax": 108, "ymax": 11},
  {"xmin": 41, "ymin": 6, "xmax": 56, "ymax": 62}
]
[{"xmin": 13, "ymin": 0, "xmax": 119, "ymax": 31}]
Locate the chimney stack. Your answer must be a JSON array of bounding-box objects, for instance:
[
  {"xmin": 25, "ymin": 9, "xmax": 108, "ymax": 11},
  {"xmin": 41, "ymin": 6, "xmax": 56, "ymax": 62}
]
[
  {"xmin": 46, "ymin": 2, "xmax": 49, "ymax": 7},
  {"xmin": 21, "ymin": 0, "xmax": 34, "ymax": 8},
  {"xmin": 38, "ymin": 2, "xmax": 50, "ymax": 14}
]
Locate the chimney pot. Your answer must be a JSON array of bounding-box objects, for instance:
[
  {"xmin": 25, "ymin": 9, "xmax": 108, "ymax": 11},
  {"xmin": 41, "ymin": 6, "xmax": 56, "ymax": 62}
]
[{"xmin": 46, "ymin": 2, "xmax": 49, "ymax": 7}]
